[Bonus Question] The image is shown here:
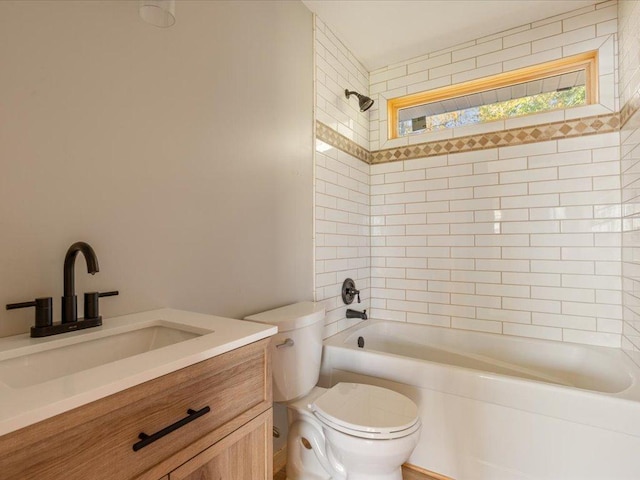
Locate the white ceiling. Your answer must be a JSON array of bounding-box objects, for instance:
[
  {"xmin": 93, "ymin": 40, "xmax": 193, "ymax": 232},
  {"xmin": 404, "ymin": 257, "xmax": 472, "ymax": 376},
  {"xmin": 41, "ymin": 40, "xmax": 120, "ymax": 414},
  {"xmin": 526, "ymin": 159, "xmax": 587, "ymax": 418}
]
[{"xmin": 301, "ymin": 0, "xmax": 601, "ymax": 71}]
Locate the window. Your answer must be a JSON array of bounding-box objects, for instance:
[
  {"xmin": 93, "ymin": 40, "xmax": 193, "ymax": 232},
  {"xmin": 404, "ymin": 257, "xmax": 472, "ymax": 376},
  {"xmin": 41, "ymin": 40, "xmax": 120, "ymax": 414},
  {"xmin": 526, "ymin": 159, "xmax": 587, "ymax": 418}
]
[{"xmin": 388, "ymin": 51, "xmax": 598, "ymax": 139}]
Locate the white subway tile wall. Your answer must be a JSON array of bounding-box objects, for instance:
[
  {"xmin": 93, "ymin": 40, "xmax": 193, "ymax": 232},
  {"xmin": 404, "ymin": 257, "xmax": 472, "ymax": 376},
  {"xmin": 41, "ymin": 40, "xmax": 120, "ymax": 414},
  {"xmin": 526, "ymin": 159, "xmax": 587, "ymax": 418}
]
[
  {"xmin": 312, "ymin": 1, "xmax": 640, "ymax": 348},
  {"xmin": 314, "ymin": 16, "xmax": 371, "ymax": 337},
  {"xmin": 315, "ymin": 16, "xmax": 370, "ymax": 151},
  {"xmin": 619, "ymin": 0, "xmax": 640, "ymax": 364},
  {"xmin": 315, "ymin": 145, "xmax": 370, "ymax": 338},
  {"xmin": 370, "ymin": 132, "xmax": 622, "ymax": 347},
  {"xmin": 618, "ymin": 1, "xmax": 640, "ymax": 107},
  {"xmin": 369, "ymin": 1, "xmax": 619, "ymax": 151}
]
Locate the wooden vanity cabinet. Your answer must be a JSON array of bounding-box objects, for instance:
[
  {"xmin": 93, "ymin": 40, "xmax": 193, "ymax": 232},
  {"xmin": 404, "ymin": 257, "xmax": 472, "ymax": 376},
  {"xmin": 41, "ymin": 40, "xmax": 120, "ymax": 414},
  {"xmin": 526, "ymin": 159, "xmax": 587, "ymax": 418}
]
[
  {"xmin": 169, "ymin": 408, "xmax": 271, "ymax": 480},
  {"xmin": 0, "ymin": 338, "xmax": 272, "ymax": 480}
]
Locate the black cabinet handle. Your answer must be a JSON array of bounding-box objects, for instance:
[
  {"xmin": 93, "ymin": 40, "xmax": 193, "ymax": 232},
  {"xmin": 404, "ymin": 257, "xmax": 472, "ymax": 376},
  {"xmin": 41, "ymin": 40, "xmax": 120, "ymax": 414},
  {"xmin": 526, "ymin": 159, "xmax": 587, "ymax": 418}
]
[{"xmin": 132, "ymin": 406, "xmax": 210, "ymax": 452}]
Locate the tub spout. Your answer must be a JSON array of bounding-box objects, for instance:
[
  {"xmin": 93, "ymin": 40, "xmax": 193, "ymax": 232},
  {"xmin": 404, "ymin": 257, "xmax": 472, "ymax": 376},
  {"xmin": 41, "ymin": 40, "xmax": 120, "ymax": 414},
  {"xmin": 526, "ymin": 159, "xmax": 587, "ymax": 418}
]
[{"xmin": 346, "ymin": 308, "xmax": 367, "ymax": 320}]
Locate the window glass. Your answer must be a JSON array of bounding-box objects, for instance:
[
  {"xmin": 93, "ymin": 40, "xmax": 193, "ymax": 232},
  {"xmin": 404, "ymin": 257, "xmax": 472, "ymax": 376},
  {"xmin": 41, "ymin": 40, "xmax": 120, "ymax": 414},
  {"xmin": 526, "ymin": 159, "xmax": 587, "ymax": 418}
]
[
  {"xmin": 398, "ymin": 72, "xmax": 586, "ymax": 135},
  {"xmin": 388, "ymin": 52, "xmax": 597, "ymax": 139}
]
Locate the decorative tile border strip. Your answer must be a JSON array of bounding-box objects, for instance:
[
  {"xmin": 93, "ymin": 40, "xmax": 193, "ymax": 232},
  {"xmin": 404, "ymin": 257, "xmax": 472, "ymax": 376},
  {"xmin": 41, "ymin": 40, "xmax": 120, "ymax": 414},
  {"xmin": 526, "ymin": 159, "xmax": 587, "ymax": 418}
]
[
  {"xmin": 316, "ymin": 95, "xmax": 640, "ymax": 164},
  {"xmin": 317, "ymin": 104, "xmax": 637, "ymax": 166},
  {"xmin": 315, "ymin": 121, "xmax": 371, "ymax": 164},
  {"xmin": 371, "ymin": 113, "xmax": 620, "ymax": 164}
]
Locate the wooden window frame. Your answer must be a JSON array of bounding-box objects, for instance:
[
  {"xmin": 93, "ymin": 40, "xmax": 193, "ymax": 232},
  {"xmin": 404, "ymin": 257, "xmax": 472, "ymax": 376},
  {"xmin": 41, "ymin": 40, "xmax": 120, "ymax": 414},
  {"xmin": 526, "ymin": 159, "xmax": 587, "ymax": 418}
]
[{"xmin": 387, "ymin": 51, "xmax": 598, "ymax": 140}]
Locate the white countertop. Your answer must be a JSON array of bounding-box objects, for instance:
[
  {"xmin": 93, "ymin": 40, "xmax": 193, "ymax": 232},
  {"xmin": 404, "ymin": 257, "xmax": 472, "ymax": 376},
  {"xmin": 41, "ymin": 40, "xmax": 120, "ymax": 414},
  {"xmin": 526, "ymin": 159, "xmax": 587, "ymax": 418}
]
[{"xmin": 0, "ymin": 308, "xmax": 276, "ymax": 436}]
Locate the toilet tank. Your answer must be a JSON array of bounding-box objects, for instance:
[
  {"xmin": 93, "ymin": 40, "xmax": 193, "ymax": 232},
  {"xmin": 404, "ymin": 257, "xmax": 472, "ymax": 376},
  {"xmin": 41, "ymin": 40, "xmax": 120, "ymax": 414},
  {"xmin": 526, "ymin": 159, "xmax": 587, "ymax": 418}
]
[{"xmin": 245, "ymin": 302, "xmax": 325, "ymax": 402}]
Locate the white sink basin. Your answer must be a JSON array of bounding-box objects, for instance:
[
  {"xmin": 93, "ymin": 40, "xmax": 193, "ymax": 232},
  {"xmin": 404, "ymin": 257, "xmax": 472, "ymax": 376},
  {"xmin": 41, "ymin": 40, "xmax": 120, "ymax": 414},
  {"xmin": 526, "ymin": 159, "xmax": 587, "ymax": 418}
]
[
  {"xmin": 0, "ymin": 322, "xmax": 207, "ymax": 388},
  {"xmin": 0, "ymin": 308, "xmax": 277, "ymax": 437}
]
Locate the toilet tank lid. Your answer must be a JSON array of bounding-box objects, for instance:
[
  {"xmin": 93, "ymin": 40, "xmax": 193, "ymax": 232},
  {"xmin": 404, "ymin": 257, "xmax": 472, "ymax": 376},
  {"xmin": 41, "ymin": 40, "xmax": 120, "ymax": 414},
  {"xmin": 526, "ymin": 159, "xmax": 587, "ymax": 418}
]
[{"xmin": 244, "ymin": 301, "xmax": 325, "ymax": 332}]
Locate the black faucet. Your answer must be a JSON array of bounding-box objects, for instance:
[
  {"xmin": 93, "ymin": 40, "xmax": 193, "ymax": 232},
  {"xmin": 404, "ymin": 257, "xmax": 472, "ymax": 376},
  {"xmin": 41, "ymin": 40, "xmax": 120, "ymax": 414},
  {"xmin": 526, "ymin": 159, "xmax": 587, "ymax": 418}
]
[
  {"xmin": 6, "ymin": 241, "xmax": 118, "ymax": 337},
  {"xmin": 62, "ymin": 241, "xmax": 99, "ymax": 324},
  {"xmin": 346, "ymin": 308, "xmax": 367, "ymax": 320}
]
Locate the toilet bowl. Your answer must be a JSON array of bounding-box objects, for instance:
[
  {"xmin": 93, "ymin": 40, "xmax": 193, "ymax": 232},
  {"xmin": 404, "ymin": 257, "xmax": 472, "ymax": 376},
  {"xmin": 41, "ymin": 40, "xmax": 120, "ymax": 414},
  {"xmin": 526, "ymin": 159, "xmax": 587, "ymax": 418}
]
[
  {"xmin": 287, "ymin": 384, "xmax": 421, "ymax": 480},
  {"xmin": 245, "ymin": 302, "xmax": 422, "ymax": 480}
]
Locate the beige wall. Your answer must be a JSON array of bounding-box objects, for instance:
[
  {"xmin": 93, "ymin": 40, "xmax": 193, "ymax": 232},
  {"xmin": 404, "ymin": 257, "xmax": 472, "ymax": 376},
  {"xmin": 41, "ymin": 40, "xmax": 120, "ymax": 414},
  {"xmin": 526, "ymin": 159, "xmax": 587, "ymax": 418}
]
[{"xmin": 0, "ymin": 0, "xmax": 314, "ymax": 337}]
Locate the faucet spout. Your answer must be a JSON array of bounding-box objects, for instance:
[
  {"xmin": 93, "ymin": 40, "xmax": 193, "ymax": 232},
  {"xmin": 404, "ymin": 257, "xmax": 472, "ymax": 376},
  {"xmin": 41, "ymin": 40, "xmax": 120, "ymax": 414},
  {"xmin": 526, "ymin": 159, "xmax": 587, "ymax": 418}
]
[
  {"xmin": 62, "ymin": 242, "xmax": 99, "ymax": 323},
  {"xmin": 346, "ymin": 308, "xmax": 367, "ymax": 320}
]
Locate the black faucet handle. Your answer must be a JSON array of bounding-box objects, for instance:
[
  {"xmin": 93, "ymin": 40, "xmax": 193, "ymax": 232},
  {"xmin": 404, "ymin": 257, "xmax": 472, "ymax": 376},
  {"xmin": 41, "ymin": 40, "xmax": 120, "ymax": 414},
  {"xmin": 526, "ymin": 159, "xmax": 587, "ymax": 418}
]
[
  {"xmin": 84, "ymin": 290, "xmax": 119, "ymax": 320},
  {"xmin": 99, "ymin": 290, "xmax": 119, "ymax": 298},
  {"xmin": 6, "ymin": 297, "xmax": 53, "ymax": 328},
  {"xmin": 348, "ymin": 287, "xmax": 361, "ymax": 303}
]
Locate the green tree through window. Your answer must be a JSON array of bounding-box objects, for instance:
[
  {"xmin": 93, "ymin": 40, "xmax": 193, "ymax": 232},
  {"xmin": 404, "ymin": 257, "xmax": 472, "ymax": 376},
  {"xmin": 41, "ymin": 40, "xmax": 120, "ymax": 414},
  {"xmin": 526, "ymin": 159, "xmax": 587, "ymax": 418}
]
[{"xmin": 399, "ymin": 85, "xmax": 586, "ymax": 135}]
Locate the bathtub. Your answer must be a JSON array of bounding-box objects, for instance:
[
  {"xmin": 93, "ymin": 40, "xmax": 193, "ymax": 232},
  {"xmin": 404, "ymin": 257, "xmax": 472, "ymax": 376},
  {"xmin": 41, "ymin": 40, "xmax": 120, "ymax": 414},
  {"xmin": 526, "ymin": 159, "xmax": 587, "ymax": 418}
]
[{"xmin": 318, "ymin": 320, "xmax": 640, "ymax": 480}]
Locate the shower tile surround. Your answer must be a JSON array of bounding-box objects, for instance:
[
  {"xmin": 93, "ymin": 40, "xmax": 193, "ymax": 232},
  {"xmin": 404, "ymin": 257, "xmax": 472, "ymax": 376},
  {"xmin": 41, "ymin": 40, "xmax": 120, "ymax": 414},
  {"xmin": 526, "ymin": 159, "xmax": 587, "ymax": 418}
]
[
  {"xmin": 314, "ymin": 17, "xmax": 371, "ymax": 338},
  {"xmin": 620, "ymin": 0, "xmax": 640, "ymax": 363},
  {"xmin": 368, "ymin": 132, "xmax": 622, "ymax": 347},
  {"xmin": 313, "ymin": 1, "xmax": 640, "ymax": 352}
]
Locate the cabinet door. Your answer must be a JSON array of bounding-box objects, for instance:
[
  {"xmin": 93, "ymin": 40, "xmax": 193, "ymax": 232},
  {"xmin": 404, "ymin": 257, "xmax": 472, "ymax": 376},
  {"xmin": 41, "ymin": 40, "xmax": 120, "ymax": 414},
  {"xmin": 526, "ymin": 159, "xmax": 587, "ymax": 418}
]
[{"xmin": 170, "ymin": 409, "xmax": 272, "ymax": 480}]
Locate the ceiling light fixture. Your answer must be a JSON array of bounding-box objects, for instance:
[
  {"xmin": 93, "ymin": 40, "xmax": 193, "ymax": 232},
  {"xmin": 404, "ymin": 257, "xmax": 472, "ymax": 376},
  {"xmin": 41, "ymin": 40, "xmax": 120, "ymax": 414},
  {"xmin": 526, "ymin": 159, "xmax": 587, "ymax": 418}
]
[{"xmin": 139, "ymin": 0, "xmax": 176, "ymax": 28}]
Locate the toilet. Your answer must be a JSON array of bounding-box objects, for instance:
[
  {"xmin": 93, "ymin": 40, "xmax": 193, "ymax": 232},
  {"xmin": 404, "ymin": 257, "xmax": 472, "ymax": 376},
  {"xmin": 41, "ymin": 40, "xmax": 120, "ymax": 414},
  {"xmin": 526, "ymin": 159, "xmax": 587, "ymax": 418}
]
[{"xmin": 245, "ymin": 302, "xmax": 421, "ymax": 480}]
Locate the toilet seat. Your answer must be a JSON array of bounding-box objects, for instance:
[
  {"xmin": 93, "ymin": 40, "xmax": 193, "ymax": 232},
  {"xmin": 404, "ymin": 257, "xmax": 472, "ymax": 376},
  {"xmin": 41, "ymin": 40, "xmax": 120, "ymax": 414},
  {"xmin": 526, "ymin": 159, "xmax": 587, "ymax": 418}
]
[{"xmin": 310, "ymin": 383, "xmax": 420, "ymax": 440}]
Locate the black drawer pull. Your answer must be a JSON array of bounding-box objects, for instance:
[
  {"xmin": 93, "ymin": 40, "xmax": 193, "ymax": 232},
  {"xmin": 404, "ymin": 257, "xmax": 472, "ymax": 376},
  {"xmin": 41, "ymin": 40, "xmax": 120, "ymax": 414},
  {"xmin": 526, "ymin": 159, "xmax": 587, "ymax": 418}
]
[{"xmin": 132, "ymin": 406, "xmax": 211, "ymax": 452}]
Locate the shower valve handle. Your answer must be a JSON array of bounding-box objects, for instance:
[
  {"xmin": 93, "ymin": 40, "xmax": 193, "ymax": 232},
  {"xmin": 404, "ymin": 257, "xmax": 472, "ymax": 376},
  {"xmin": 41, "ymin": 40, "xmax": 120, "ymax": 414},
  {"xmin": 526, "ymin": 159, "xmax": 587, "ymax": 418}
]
[
  {"xmin": 348, "ymin": 286, "xmax": 361, "ymax": 303},
  {"xmin": 341, "ymin": 278, "xmax": 361, "ymax": 305}
]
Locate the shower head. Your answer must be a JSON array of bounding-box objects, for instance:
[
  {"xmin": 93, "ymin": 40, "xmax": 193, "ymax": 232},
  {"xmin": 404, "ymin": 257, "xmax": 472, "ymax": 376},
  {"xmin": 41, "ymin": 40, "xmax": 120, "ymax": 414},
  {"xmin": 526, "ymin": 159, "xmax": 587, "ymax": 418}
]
[{"xmin": 345, "ymin": 89, "xmax": 374, "ymax": 112}]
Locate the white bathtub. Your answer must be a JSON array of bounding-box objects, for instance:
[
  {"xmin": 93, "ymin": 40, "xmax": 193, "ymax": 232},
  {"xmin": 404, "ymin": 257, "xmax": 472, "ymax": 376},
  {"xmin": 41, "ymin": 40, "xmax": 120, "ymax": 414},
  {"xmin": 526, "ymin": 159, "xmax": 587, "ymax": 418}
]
[{"xmin": 319, "ymin": 320, "xmax": 640, "ymax": 480}]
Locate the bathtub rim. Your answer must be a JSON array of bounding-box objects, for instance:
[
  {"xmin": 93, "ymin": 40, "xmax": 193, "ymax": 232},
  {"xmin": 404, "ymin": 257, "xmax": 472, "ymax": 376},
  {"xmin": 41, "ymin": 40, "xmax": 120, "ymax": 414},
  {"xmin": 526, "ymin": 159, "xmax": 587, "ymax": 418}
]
[
  {"xmin": 321, "ymin": 319, "xmax": 640, "ymax": 438},
  {"xmin": 328, "ymin": 319, "xmax": 635, "ymax": 393}
]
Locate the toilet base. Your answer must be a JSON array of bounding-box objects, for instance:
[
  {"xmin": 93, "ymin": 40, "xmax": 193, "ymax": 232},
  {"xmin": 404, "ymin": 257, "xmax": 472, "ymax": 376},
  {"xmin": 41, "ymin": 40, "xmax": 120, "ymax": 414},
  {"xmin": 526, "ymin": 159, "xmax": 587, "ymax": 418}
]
[
  {"xmin": 284, "ymin": 421, "xmax": 415, "ymax": 480},
  {"xmin": 341, "ymin": 470, "xmax": 402, "ymax": 480},
  {"xmin": 285, "ymin": 465, "xmax": 403, "ymax": 480},
  {"xmin": 284, "ymin": 389, "xmax": 421, "ymax": 480},
  {"xmin": 286, "ymin": 471, "xmax": 402, "ymax": 480}
]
